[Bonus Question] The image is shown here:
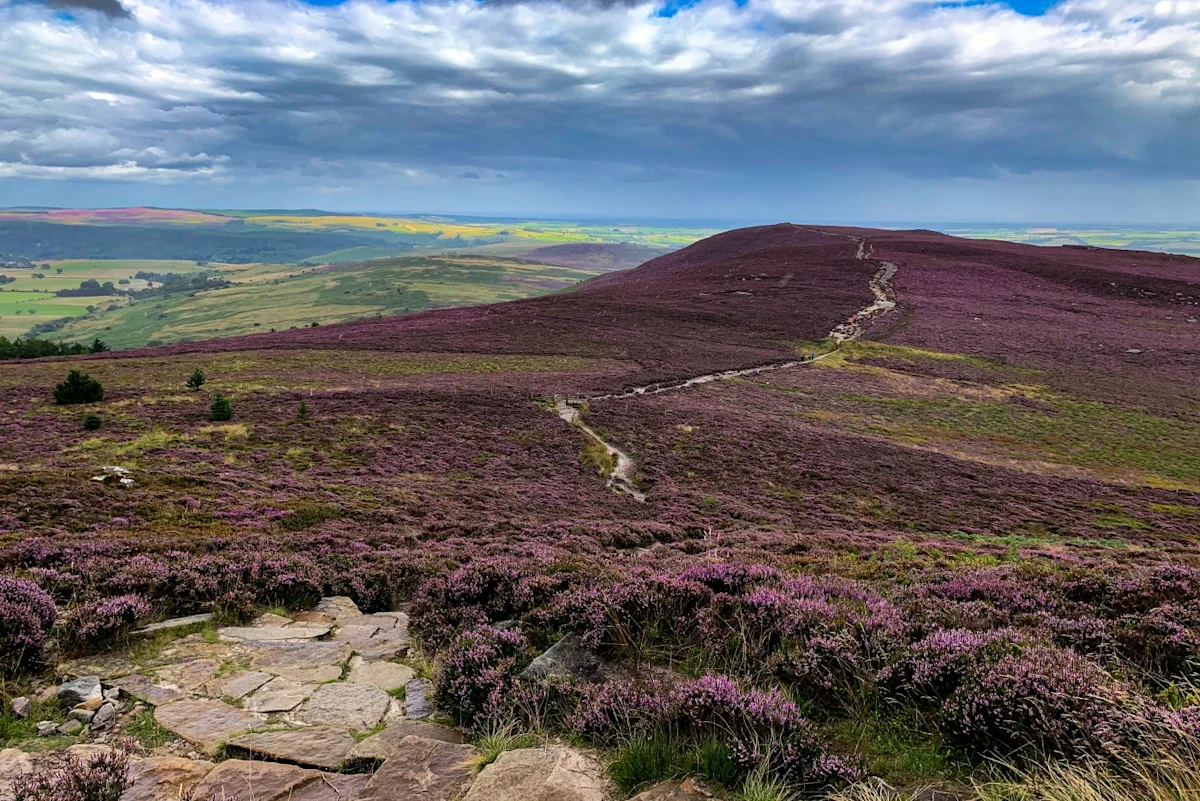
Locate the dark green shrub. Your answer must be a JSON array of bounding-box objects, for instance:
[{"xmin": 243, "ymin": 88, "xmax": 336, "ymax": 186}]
[
  {"xmin": 54, "ymin": 370, "xmax": 104, "ymax": 405},
  {"xmin": 297, "ymin": 401, "xmax": 308, "ymax": 419},
  {"xmin": 209, "ymin": 393, "xmax": 233, "ymax": 421},
  {"xmin": 185, "ymin": 369, "xmax": 205, "ymax": 390},
  {"xmin": 83, "ymin": 413, "xmax": 102, "ymax": 431},
  {"xmin": 89, "ymin": 338, "xmax": 109, "ymax": 353}
]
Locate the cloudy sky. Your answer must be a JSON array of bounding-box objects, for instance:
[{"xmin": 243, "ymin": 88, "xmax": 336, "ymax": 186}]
[{"xmin": 0, "ymin": 0, "xmax": 1197, "ymax": 223}]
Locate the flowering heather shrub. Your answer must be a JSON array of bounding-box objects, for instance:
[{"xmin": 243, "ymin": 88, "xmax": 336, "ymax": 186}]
[
  {"xmin": 1111, "ymin": 566, "xmax": 1200, "ymax": 615},
  {"xmin": 0, "ymin": 575, "xmax": 56, "ymax": 675},
  {"xmin": 1115, "ymin": 603, "xmax": 1200, "ymax": 679},
  {"xmin": 433, "ymin": 625, "xmax": 528, "ymax": 729},
  {"xmin": 61, "ymin": 593, "xmax": 151, "ymax": 647},
  {"xmin": 879, "ymin": 627, "xmax": 1025, "ymax": 708},
  {"xmin": 12, "ymin": 743, "xmax": 131, "ymax": 801},
  {"xmin": 942, "ymin": 644, "xmax": 1126, "ymax": 758},
  {"xmin": 572, "ymin": 674, "xmax": 860, "ymax": 789}
]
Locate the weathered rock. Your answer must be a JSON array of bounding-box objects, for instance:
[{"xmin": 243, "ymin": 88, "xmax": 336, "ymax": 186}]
[
  {"xmin": 66, "ymin": 744, "xmax": 115, "ymax": 761},
  {"xmin": 191, "ymin": 759, "xmax": 320, "ymax": 801},
  {"xmin": 67, "ymin": 707, "xmax": 96, "ymax": 724},
  {"xmin": 346, "ymin": 660, "xmax": 414, "ymax": 692},
  {"xmin": 333, "ymin": 624, "xmax": 379, "ymax": 642},
  {"xmin": 8, "ymin": 698, "xmax": 30, "ymax": 720},
  {"xmin": 219, "ymin": 624, "xmax": 332, "ymax": 642},
  {"xmin": 347, "ymin": 638, "xmax": 410, "ymax": 661},
  {"xmin": 211, "ymin": 670, "xmax": 273, "ymax": 700},
  {"xmin": 35, "ymin": 721, "xmax": 57, "ymax": 737},
  {"xmin": 154, "ymin": 638, "xmax": 236, "ymax": 666},
  {"xmin": 254, "ymin": 612, "xmax": 294, "ymax": 627},
  {"xmin": 57, "ymin": 655, "xmax": 138, "ymax": 680},
  {"xmin": 0, "ymin": 748, "xmax": 34, "ymax": 800},
  {"xmin": 58, "ymin": 676, "xmax": 102, "ymax": 708},
  {"xmin": 345, "ymin": 722, "xmax": 465, "ymax": 768},
  {"xmin": 228, "ymin": 726, "xmax": 357, "ymax": 771},
  {"xmin": 103, "ymin": 687, "xmax": 120, "ymax": 701},
  {"xmin": 77, "ymin": 695, "xmax": 104, "ymax": 712},
  {"xmin": 57, "ymin": 719, "xmax": 84, "ymax": 736},
  {"xmin": 288, "ymin": 773, "xmax": 371, "ymax": 801},
  {"xmin": 245, "ymin": 641, "xmax": 351, "ymax": 683},
  {"xmin": 519, "ymin": 634, "xmax": 600, "ymax": 683},
  {"xmin": 358, "ymin": 736, "xmax": 475, "ymax": 801},
  {"xmin": 291, "ymin": 611, "xmax": 336, "ymax": 624},
  {"xmin": 155, "ymin": 658, "xmax": 220, "ymax": 691},
  {"xmin": 92, "ymin": 702, "xmax": 118, "ymax": 730},
  {"xmin": 121, "ymin": 756, "xmax": 215, "ymax": 801},
  {"xmin": 314, "ymin": 597, "xmax": 361, "ymax": 620},
  {"xmin": 244, "ymin": 676, "xmax": 317, "ymax": 713},
  {"xmin": 463, "ymin": 746, "xmax": 613, "ymax": 801},
  {"xmin": 404, "ymin": 679, "xmax": 434, "ymax": 719},
  {"xmin": 338, "ymin": 614, "xmax": 398, "ymax": 631},
  {"xmin": 111, "ymin": 674, "xmax": 185, "ymax": 707},
  {"xmin": 297, "ymin": 683, "xmax": 391, "ymax": 730},
  {"xmin": 154, "ymin": 699, "xmax": 264, "ymax": 754},
  {"xmin": 630, "ymin": 778, "xmax": 714, "ymax": 800},
  {"xmin": 134, "ymin": 613, "xmax": 214, "ymax": 636}
]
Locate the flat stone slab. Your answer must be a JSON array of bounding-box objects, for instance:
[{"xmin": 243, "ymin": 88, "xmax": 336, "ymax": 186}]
[
  {"xmin": 404, "ymin": 679, "xmax": 434, "ymax": 719},
  {"xmin": 337, "ymin": 614, "xmax": 398, "ymax": 631},
  {"xmin": 135, "ymin": 613, "xmax": 214, "ymax": 636},
  {"xmin": 111, "ymin": 674, "xmax": 186, "ymax": 707},
  {"xmin": 346, "ymin": 722, "xmax": 465, "ymax": 768},
  {"xmin": 155, "ymin": 658, "xmax": 220, "ymax": 691},
  {"xmin": 347, "ymin": 638, "xmax": 410, "ymax": 661},
  {"xmin": 154, "ymin": 699, "xmax": 265, "ymax": 754},
  {"xmin": 333, "ymin": 624, "xmax": 379, "ymax": 642},
  {"xmin": 228, "ymin": 726, "xmax": 357, "ymax": 771},
  {"xmin": 290, "ymin": 773, "xmax": 370, "ymax": 801},
  {"xmin": 462, "ymin": 746, "xmax": 613, "ymax": 801},
  {"xmin": 220, "ymin": 624, "xmax": 332, "ymax": 641},
  {"xmin": 298, "ymin": 683, "xmax": 391, "ymax": 730},
  {"xmin": 57, "ymin": 654, "xmax": 138, "ymax": 680},
  {"xmin": 346, "ymin": 660, "xmax": 414, "ymax": 692},
  {"xmin": 191, "ymin": 760, "xmax": 320, "ymax": 801},
  {"xmin": 244, "ymin": 676, "xmax": 317, "ymax": 713},
  {"xmin": 122, "ymin": 756, "xmax": 215, "ymax": 801},
  {"xmin": 245, "ymin": 641, "xmax": 351, "ymax": 675},
  {"xmin": 358, "ymin": 736, "xmax": 475, "ymax": 801},
  {"xmin": 154, "ymin": 637, "xmax": 236, "ymax": 665},
  {"xmin": 210, "ymin": 670, "xmax": 273, "ymax": 700},
  {"xmin": 0, "ymin": 748, "xmax": 34, "ymax": 801},
  {"xmin": 254, "ymin": 612, "xmax": 294, "ymax": 627}
]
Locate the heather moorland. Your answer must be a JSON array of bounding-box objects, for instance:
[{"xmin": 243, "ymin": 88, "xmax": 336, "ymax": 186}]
[{"xmin": 1, "ymin": 225, "xmax": 1198, "ymax": 801}]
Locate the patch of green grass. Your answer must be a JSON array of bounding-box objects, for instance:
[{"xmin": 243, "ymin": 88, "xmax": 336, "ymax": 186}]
[
  {"xmin": 279, "ymin": 501, "xmax": 341, "ymax": 532},
  {"xmin": 737, "ymin": 767, "xmax": 799, "ymax": 801},
  {"xmin": 469, "ymin": 725, "xmax": 540, "ymax": 773},
  {"xmin": 609, "ymin": 736, "xmax": 689, "ymax": 796},
  {"xmin": 120, "ymin": 618, "xmax": 218, "ymax": 663},
  {"xmin": 824, "ymin": 713, "xmax": 957, "ymax": 787},
  {"xmin": 126, "ymin": 709, "xmax": 176, "ymax": 749},
  {"xmin": 0, "ymin": 698, "xmax": 65, "ymax": 749}
]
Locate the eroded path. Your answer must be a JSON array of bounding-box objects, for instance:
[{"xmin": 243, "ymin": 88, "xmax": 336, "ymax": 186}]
[{"xmin": 553, "ymin": 237, "xmax": 898, "ymax": 501}]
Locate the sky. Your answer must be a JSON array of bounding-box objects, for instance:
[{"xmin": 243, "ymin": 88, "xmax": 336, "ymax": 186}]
[{"xmin": 0, "ymin": 0, "xmax": 1198, "ymax": 223}]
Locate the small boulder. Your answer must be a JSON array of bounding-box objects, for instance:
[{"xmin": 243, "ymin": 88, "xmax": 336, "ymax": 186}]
[
  {"xmin": 314, "ymin": 597, "xmax": 361, "ymax": 620},
  {"xmin": 57, "ymin": 719, "xmax": 84, "ymax": 736},
  {"xmin": 58, "ymin": 676, "xmax": 102, "ymax": 708},
  {"xmin": 92, "ymin": 702, "xmax": 118, "ymax": 730},
  {"xmin": 519, "ymin": 634, "xmax": 600, "ymax": 683},
  {"xmin": 9, "ymin": 698, "xmax": 30, "ymax": 720},
  {"xmin": 35, "ymin": 721, "xmax": 58, "ymax": 737},
  {"xmin": 403, "ymin": 679, "xmax": 434, "ymax": 719},
  {"xmin": 630, "ymin": 778, "xmax": 714, "ymax": 800},
  {"xmin": 462, "ymin": 746, "xmax": 613, "ymax": 801},
  {"xmin": 67, "ymin": 708, "xmax": 96, "ymax": 724}
]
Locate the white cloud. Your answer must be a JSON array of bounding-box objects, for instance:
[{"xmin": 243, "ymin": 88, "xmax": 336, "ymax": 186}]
[{"xmin": 0, "ymin": 0, "xmax": 1197, "ymax": 218}]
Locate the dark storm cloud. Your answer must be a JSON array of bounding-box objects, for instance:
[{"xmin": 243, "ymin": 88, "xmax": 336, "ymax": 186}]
[
  {"xmin": 0, "ymin": 0, "xmax": 1198, "ymax": 219},
  {"xmin": 42, "ymin": 0, "xmax": 130, "ymax": 18}
]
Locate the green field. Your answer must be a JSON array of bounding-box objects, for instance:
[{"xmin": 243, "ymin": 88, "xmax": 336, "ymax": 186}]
[
  {"xmin": 943, "ymin": 226, "xmax": 1200, "ymax": 256},
  {"xmin": 45, "ymin": 255, "xmax": 602, "ymax": 349}
]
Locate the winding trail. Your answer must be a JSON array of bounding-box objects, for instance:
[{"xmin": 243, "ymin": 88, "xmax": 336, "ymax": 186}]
[{"xmin": 552, "ymin": 237, "xmax": 898, "ymax": 501}]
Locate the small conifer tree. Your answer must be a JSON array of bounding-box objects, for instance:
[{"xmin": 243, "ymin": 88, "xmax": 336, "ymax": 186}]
[
  {"xmin": 54, "ymin": 370, "xmax": 104, "ymax": 405},
  {"xmin": 210, "ymin": 393, "xmax": 233, "ymax": 422},
  {"xmin": 89, "ymin": 338, "xmax": 109, "ymax": 353},
  {"xmin": 297, "ymin": 401, "xmax": 308, "ymax": 420},
  {"xmin": 186, "ymin": 369, "xmax": 206, "ymax": 390}
]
